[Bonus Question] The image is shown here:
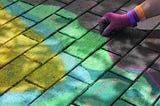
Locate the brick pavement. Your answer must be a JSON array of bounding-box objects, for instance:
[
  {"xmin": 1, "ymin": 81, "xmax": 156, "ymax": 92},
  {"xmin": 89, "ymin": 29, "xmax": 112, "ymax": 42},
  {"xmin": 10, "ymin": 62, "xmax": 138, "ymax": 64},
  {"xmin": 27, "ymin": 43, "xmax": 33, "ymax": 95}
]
[{"xmin": 0, "ymin": 0, "xmax": 159, "ymax": 106}]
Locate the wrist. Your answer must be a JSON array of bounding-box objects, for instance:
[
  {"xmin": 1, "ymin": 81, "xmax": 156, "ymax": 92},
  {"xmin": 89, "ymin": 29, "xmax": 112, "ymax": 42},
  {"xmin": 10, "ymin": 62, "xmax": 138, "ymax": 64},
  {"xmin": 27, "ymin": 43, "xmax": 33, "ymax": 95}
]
[
  {"xmin": 127, "ymin": 10, "xmax": 137, "ymax": 27},
  {"xmin": 134, "ymin": 5, "xmax": 146, "ymax": 20}
]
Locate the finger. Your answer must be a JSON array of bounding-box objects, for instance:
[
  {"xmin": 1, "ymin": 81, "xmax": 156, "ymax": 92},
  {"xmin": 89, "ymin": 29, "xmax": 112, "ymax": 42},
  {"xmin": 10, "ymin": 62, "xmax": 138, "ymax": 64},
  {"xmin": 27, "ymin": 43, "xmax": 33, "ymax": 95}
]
[
  {"xmin": 98, "ymin": 17, "xmax": 110, "ymax": 34},
  {"xmin": 102, "ymin": 25, "xmax": 112, "ymax": 36}
]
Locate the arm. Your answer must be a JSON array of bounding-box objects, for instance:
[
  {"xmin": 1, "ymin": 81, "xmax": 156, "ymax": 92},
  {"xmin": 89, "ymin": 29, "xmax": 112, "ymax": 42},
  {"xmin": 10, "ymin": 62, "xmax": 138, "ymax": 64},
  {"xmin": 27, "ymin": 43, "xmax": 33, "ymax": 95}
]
[{"xmin": 140, "ymin": 0, "xmax": 160, "ymax": 18}]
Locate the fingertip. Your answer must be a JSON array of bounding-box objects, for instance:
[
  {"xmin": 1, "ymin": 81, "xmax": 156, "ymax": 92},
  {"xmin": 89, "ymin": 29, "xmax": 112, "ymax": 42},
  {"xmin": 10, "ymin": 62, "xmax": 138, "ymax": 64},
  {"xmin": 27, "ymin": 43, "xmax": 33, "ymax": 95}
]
[{"xmin": 102, "ymin": 29, "xmax": 111, "ymax": 37}]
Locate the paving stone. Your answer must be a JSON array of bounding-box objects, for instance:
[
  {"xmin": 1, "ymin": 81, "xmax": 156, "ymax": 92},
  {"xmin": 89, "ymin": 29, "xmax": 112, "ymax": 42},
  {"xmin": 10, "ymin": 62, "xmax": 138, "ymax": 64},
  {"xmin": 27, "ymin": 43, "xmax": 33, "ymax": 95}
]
[
  {"xmin": 52, "ymin": 32, "xmax": 75, "ymax": 49},
  {"xmin": 122, "ymin": 69, "xmax": 160, "ymax": 106},
  {"xmin": 0, "ymin": 2, "xmax": 34, "ymax": 26},
  {"xmin": 24, "ymin": 43, "xmax": 56, "ymax": 64},
  {"xmin": 26, "ymin": 53, "xmax": 81, "ymax": 89},
  {"xmin": 43, "ymin": 0, "xmax": 66, "ymax": 6},
  {"xmin": 56, "ymin": 0, "xmax": 74, "ymax": 4},
  {"xmin": 78, "ymin": 12, "xmax": 100, "ymax": 30},
  {"xmin": 70, "ymin": 104, "xmax": 76, "ymax": 106},
  {"xmin": 0, "ymin": 0, "xmax": 160, "ymax": 105},
  {"xmin": 29, "ymin": 76, "xmax": 88, "ymax": 106},
  {"xmin": 156, "ymin": 25, "xmax": 160, "ymax": 30},
  {"xmin": 136, "ymin": 15, "xmax": 160, "ymax": 30},
  {"xmin": 141, "ymin": 26, "xmax": 160, "ymax": 53},
  {"xmin": 24, "ymin": 14, "xmax": 70, "ymax": 41},
  {"xmin": 23, "ymin": 29, "xmax": 44, "ymax": 42},
  {"xmin": 5, "ymin": 1, "xmax": 33, "ymax": 16},
  {"xmin": 69, "ymin": 49, "xmax": 120, "ymax": 84},
  {"xmin": 0, "ymin": 8, "xmax": 15, "ymax": 25},
  {"xmin": 121, "ymin": 0, "xmax": 144, "ymax": 11},
  {"xmin": 22, "ymin": 1, "xmax": 65, "ymax": 22},
  {"xmin": 59, "ymin": 0, "xmax": 96, "ymax": 16},
  {"xmin": 74, "ymin": 72, "xmax": 131, "ymax": 106},
  {"xmin": 147, "ymin": 68, "xmax": 160, "ymax": 86},
  {"xmin": 0, "ymin": 0, "xmax": 18, "ymax": 9},
  {"xmin": 93, "ymin": 0, "xmax": 103, "ymax": 3},
  {"xmin": 65, "ymin": 31, "xmax": 107, "ymax": 59},
  {"xmin": 152, "ymin": 58, "xmax": 160, "ymax": 72},
  {"xmin": 0, "ymin": 16, "xmax": 34, "ymax": 44},
  {"xmin": 56, "ymin": 8, "xmax": 77, "ymax": 19},
  {"xmin": 102, "ymin": 28, "xmax": 148, "ymax": 56},
  {"xmin": 60, "ymin": 19, "xmax": 88, "ymax": 38},
  {"xmin": 111, "ymin": 46, "xmax": 159, "ymax": 81},
  {"xmin": 0, "ymin": 80, "xmax": 44, "ymax": 106},
  {"xmin": 21, "ymin": 0, "xmax": 46, "ymax": 6},
  {"xmin": 0, "ymin": 35, "xmax": 37, "ymax": 68},
  {"xmin": 113, "ymin": 99, "xmax": 133, "ymax": 106},
  {"xmin": 90, "ymin": 0, "xmax": 129, "ymax": 16},
  {"xmin": 0, "ymin": 56, "xmax": 39, "ymax": 94},
  {"xmin": 24, "ymin": 32, "xmax": 75, "ymax": 63},
  {"xmin": 23, "ymin": 14, "xmax": 72, "ymax": 41},
  {"xmin": 155, "ymin": 99, "xmax": 160, "ymax": 106}
]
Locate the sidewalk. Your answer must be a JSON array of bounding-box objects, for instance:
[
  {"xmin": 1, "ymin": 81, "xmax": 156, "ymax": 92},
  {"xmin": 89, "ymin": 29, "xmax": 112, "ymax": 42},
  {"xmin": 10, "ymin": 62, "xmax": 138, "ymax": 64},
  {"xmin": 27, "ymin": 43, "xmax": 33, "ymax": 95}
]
[{"xmin": 0, "ymin": 0, "xmax": 159, "ymax": 106}]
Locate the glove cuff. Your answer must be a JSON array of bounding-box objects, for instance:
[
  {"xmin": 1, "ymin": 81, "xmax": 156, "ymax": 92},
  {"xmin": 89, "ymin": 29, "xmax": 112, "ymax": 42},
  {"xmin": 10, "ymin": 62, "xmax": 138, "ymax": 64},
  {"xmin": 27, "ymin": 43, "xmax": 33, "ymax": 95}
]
[{"xmin": 127, "ymin": 9, "xmax": 138, "ymax": 27}]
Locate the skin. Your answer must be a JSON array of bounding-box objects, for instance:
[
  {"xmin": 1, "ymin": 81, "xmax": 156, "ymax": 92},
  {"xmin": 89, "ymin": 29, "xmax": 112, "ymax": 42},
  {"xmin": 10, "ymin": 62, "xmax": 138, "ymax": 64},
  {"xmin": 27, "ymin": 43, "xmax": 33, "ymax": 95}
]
[{"xmin": 138, "ymin": 0, "xmax": 160, "ymax": 18}]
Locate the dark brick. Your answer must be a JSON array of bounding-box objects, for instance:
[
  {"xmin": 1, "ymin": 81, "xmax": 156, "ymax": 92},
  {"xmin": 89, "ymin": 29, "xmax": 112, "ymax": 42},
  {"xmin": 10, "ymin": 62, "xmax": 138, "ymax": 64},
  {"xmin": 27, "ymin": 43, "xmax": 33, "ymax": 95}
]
[
  {"xmin": 136, "ymin": 15, "xmax": 160, "ymax": 30},
  {"xmin": 60, "ymin": 0, "xmax": 96, "ymax": 16},
  {"xmin": 43, "ymin": 0, "xmax": 66, "ymax": 7},
  {"xmin": 56, "ymin": 0, "xmax": 74, "ymax": 4},
  {"xmin": 148, "ymin": 68, "xmax": 160, "ymax": 84},
  {"xmin": 78, "ymin": 12, "xmax": 100, "ymax": 30},
  {"xmin": 21, "ymin": 0, "xmax": 46, "ymax": 5},
  {"xmin": 152, "ymin": 58, "xmax": 160, "ymax": 72},
  {"xmin": 119, "ymin": 46, "xmax": 158, "ymax": 70},
  {"xmin": 111, "ymin": 46, "xmax": 159, "ymax": 80},
  {"xmin": 75, "ymin": 72, "xmax": 131, "ymax": 105},
  {"xmin": 121, "ymin": 0, "xmax": 144, "ymax": 11},
  {"xmin": 103, "ymin": 28, "xmax": 148, "ymax": 56},
  {"xmin": 92, "ymin": 0, "xmax": 103, "ymax": 3},
  {"xmin": 141, "ymin": 27, "xmax": 160, "ymax": 53},
  {"xmin": 90, "ymin": 0, "xmax": 129, "ymax": 16}
]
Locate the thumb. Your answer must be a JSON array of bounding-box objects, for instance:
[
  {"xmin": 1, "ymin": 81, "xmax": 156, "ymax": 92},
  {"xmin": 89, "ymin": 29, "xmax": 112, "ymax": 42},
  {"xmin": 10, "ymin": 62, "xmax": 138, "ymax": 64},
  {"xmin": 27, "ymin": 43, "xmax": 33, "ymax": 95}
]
[
  {"xmin": 102, "ymin": 24, "xmax": 113, "ymax": 36},
  {"xmin": 98, "ymin": 17, "xmax": 110, "ymax": 34}
]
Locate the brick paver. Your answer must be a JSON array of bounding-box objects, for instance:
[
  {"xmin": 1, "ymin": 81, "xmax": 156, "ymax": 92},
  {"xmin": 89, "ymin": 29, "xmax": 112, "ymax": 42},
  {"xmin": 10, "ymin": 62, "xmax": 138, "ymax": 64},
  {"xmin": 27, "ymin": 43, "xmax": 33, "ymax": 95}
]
[{"xmin": 0, "ymin": 0, "xmax": 159, "ymax": 106}]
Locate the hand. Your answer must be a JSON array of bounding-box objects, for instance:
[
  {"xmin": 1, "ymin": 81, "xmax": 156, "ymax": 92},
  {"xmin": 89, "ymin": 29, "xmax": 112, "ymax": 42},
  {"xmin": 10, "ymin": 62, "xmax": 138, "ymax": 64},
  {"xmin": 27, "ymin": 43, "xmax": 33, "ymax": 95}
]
[{"xmin": 98, "ymin": 12, "xmax": 132, "ymax": 36}]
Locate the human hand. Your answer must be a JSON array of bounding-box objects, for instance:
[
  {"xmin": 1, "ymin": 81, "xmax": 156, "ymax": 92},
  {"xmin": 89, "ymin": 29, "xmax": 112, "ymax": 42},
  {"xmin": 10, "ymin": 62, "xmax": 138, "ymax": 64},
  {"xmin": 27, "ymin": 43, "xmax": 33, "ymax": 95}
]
[{"xmin": 99, "ymin": 11, "xmax": 137, "ymax": 36}]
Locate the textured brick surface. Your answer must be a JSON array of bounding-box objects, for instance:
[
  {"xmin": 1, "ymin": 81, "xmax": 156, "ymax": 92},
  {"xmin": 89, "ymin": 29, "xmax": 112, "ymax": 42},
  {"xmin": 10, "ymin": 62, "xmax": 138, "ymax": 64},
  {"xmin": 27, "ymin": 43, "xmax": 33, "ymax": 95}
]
[
  {"xmin": 30, "ymin": 76, "xmax": 88, "ymax": 106},
  {"xmin": 69, "ymin": 49, "xmax": 120, "ymax": 84},
  {"xmin": 155, "ymin": 99, "xmax": 160, "ymax": 106},
  {"xmin": 78, "ymin": 12, "xmax": 100, "ymax": 30},
  {"xmin": 121, "ymin": 0, "xmax": 144, "ymax": 11},
  {"xmin": 113, "ymin": 99, "xmax": 133, "ymax": 106},
  {"xmin": 0, "ymin": 56, "xmax": 39, "ymax": 94},
  {"xmin": 0, "ymin": 0, "xmax": 160, "ymax": 106},
  {"xmin": 141, "ymin": 26, "xmax": 160, "ymax": 52},
  {"xmin": 122, "ymin": 69, "xmax": 160, "ymax": 106},
  {"xmin": 90, "ymin": 0, "xmax": 129, "ymax": 16},
  {"xmin": 56, "ymin": 0, "xmax": 74, "ymax": 4},
  {"xmin": 60, "ymin": 0, "xmax": 96, "ymax": 16},
  {"xmin": 103, "ymin": 28, "xmax": 148, "ymax": 56},
  {"xmin": 65, "ymin": 31, "xmax": 107, "ymax": 59},
  {"xmin": 111, "ymin": 46, "xmax": 159, "ymax": 80},
  {"xmin": 75, "ymin": 72, "xmax": 131, "ymax": 106},
  {"xmin": 152, "ymin": 57, "xmax": 160, "ymax": 72}
]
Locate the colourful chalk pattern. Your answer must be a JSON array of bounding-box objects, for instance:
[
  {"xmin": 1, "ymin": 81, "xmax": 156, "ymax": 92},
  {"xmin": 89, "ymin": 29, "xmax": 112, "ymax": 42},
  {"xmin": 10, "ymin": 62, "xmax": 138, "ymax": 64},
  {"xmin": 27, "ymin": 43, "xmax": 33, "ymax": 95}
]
[{"xmin": 0, "ymin": 0, "xmax": 159, "ymax": 106}]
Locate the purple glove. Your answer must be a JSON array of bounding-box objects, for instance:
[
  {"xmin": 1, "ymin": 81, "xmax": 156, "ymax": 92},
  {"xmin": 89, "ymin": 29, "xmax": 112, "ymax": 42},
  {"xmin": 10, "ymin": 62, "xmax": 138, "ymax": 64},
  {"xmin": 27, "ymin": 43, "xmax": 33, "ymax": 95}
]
[{"xmin": 99, "ymin": 10, "xmax": 139, "ymax": 36}]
